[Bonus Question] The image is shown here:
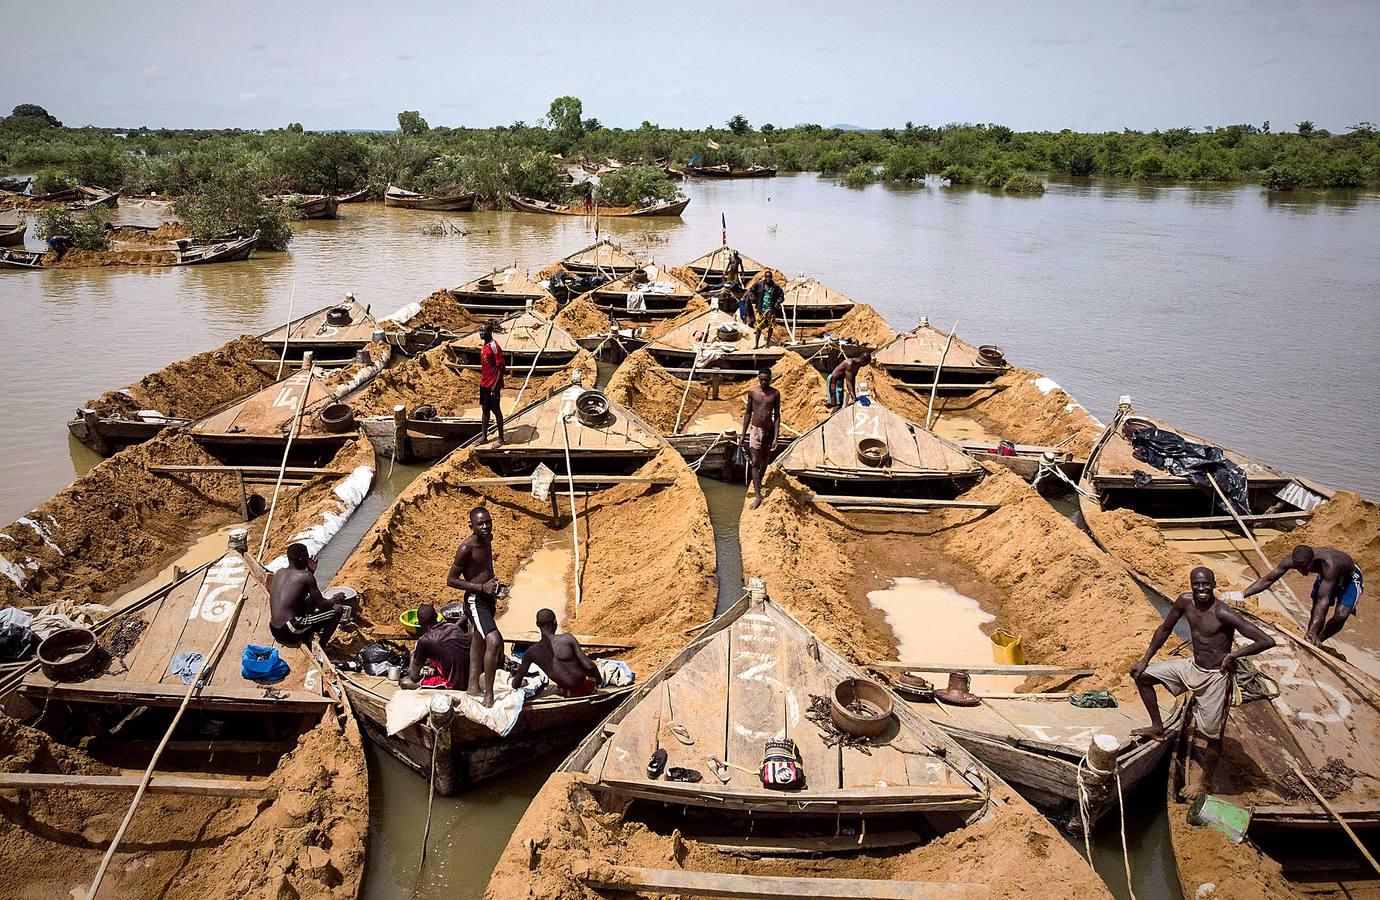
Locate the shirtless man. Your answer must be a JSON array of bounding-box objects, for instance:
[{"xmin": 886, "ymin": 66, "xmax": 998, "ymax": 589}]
[
  {"xmin": 826, "ymin": 351, "xmax": 872, "ymax": 410},
  {"xmin": 740, "ymin": 368, "xmax": 782, "ymax": 510},
  {"xmin": 447, "ymin": 507, "xmax": 504, "ymax": 707},
  {"xmin": 509, "ymin": 608, "xmax": 601, "ymax": 697},
  {"xmin": 1228, "ymin": 545, "xmax": 1363, "ymax": 646},
  {"xmin": 269, "ymin": 542, "xmax": 348, "ymax": 646},
  {"xmin": 400, "ymin": 603, "xmax": 470, "ymax": 691},
  {"xmin": 1130, "ymin": 566, "xmax": 1275, "ymax": 796}
]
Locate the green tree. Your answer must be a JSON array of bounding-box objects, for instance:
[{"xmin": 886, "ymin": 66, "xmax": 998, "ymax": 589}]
[
  {"xmin": 32, "ymin": 169, "xmax": 75, "ymax": 194},
  {"xmin": 1296, "ymin": 120, "xmax": 1315, "ymax": 137},
  {"xmin": 397, "ymin": 110, "xmax": 429, "ymax": 135},
  {"xmin": 5, "ymin": 103, "xmax": 61, "ymax": 128},
  {"xmin": 594, "ymin": 165, "xmax": 678, "ymax": 207},
  {"xmin": 882, "ymin": 145, "xmax": 928, "ymax": 182},
  {"xmin": 174, "ymin": 166, "xmax": 294, "ymax": 250},
  {"xmin": 727, "ymin": 114, "xmax": 751, "ymax": 135},
  {"xmin": 545, "ymin": 96, "xmax": 584, "ymax": 146},
  {"xmin": 35, "ymin": 207, "xmax": 110, "ymax": 250}
]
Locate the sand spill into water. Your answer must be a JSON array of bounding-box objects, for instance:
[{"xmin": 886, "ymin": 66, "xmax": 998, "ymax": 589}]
[
  {"xmin": 496, "ymin": 544, "xmax": 573, "ymax": 632},
  {"xmin": 865, "ymin": 577, "xmax": 1022, "ymax": 692}
]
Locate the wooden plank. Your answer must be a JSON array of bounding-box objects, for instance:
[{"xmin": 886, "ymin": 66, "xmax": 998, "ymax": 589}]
[
  {"xmin": 149, "ymin": 465, "xmax": 349, "ymax": 477},
  {"xmin": 21, "ymin": 675, "xmax": 330, "ymax": 712},
  {"xmin": 1151, "ymin": 511, "xmax": 1313, "ymax": 526},
  {"xmin": 807, "ymin": 495, "xmax": 999, "ymax": 511},
  {"xmin": 703, "ymin": 830, "xmax": 925, "ymax": 857},
  {"xmin": 725, "ymin": 609, "xmax": 786, "ymax": 772},
  {"xmin": 593, "ymin": 778, "xmax": 982, "ymax": 813},
  {"xmin": 585, "ymin": 865, "xmax": 983, "ymax": 898},
  {"xmin": 458, "ymin": 476, "xmax": 673, "ymax": 487},
  {"xmin": 869, "ymin": 663, "xmax": 1094, "ymax": 677},
  {"xmin": 0, "ymin": 773, "xmax": 276, "ymax": 799},
  {"xmin": 780, "ymin": 625, "xmax": 843, "ymax": 790}
]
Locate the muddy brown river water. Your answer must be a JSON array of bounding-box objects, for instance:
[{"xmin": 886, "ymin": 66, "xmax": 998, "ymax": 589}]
[{"xmin": 3, "ymin": 175, "xmax": 1377, "ymax": 898}]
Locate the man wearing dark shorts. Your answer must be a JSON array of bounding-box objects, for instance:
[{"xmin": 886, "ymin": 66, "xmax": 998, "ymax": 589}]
[
  {"xmin": 401, "ymin": 603, "xmax": 471, "ymax": 691},
  {"xmin": 1230, "ymin": 544, "xmax": 1364, "ymax": 646},
  {"xmin": 448, "ymin": 507, "xmax": 504, "ymax": 707},
  {"xmin": 268, "ymin": 543, "xmax": 348, "ymax": 647},
  {"xmin": 479, "ymin": 321, "xmax": 506, "ymax": 446}
]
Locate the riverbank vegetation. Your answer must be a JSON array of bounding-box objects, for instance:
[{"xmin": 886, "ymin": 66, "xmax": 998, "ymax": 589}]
[{"xmin": 3, "ymin": 101, "xmax": 1377, "ymax": 210}]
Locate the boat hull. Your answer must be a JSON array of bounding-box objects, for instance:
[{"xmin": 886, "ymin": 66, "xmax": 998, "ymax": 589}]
[{"xmin": 507, "ymin": 194, "xmax": 689, "ymax": 217}]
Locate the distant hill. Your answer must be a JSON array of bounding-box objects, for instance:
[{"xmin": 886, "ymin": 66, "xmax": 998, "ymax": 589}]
[{"xmin": 831, "ymin": 123, "xmax": 875, "ymax": 132}]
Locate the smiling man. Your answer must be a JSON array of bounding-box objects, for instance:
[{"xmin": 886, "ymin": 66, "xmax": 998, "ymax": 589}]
[{"xmin": 1129, "ymin": 566, "xmax": 1276, "ymax": 797}]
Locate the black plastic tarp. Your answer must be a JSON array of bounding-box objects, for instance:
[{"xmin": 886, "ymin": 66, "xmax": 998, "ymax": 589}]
[{"xmin": 1129, "ymin": 425, "xmax": 1251, "ymax": 514}]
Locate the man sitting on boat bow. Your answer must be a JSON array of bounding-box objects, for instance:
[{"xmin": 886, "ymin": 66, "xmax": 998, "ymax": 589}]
[
  {"xmin": 269, "ymin": 543, "xmax": 349, "ymax": 647},
  {"xmin": 1130, "ymin": 566, "xmax": 1275, "ymax": 797},
  {"xmin": 401, "ymin": 603, "xmax": 471, "ymax": 691},
  {"xmin": 509, "ymin": 608, "xmax": 601, "ymax": 698},
  {"xmin": 1225, "ymin": 544, "xmax": 1363, "ymax": 647}
]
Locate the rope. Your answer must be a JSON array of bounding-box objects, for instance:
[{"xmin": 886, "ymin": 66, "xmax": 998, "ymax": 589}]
[
  {"xmin": 1115, "ymin": 767, "xmax": 1136, "ymax": 900},
  {"xmin": 1075, "ymin": 754, "xmax": 1136, "ymax": 900},
  {"xmin": 512, "ymin": 317, "xmax": 555, "ymax": 408},
  {"xmin": 1032, "ymin": 454, "xmax": 1098, "ymax": 499},
  {"xmin": 687, "ymin": 431, "xmax": 730, "ymax": 472},
  {"xmin": 85, "ymin": 358, "xmax": 316, "ymax": 900},
  {"xmin": 418, "ymin": 722, "xmax": 440, "ymax": 872},
  {"xmin": 672, "ymin": 349, "xmax": 702, "ymax": 435},
  {"xmin": 274, "ymin": 280, "xmax": 297, "ymax": 381}
]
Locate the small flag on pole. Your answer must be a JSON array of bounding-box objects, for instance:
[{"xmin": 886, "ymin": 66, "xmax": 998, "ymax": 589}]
[{"xmin": 721, "ymin": 213, "xmax": 727, "ymax": 246}]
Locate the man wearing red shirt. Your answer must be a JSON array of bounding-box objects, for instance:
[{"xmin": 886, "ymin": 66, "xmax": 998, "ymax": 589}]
[{"xmin": 479, "ymin": 321, "xmax": 506, "ymax": 446}]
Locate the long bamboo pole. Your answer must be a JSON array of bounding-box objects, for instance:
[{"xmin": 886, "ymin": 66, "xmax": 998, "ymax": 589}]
[
  {"xmin": 274, "ymin": 280, "xmax": 297, "ymax": 381},
  {"xmin": 924, "ymin": 320, "xmax": 958, "ymax": 431},
  {"xmin": 1290, "ymin": 762, "xmax": 1380, "ymax": 876},
  {"xmin": 85, "ymin": 355, "xmax": 317, "ymax": 900},
  {"xmin": 672, "ymin": 350, "xmax": 702, "ymax": 436},
  {"xmin": 513, "ymin": 318, "xmax": 556, "ymax": 408},
  {"xmin": 559, "ymin": 415, "xmax": 584, "ymax": 613}
]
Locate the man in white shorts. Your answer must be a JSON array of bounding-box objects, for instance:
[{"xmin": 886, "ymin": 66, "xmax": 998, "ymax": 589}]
[{"xmin": 1130, "ymin": 566, "xmax": 1276, "ymax": 797}]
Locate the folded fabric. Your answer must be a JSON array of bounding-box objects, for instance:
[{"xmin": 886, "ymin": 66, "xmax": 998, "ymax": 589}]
[
  {"xmin": 0, "ymin": 608, "xmax": 33, "ymax": 630},
  {"xmin": 385, "ymin": 669, "xmax": 527, "ymax": 737},
  {"xmin": 241, "ymin": 644, "xmax": 290, "ymax": 683},
  {"xmin": 596, "ymin": 658, "xmax": 635, "ymax": 688},
  {"xmin": 169, "ymin": 651, "xmax": 205, "ymax": 685}
]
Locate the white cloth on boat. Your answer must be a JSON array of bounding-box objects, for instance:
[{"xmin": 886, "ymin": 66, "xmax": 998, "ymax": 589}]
[
  {"xmin": 644, "ymin": 279, "xmax": 678, "ymax": 294},
  {"xmin": 0, "ymin": 608, "xmax": 32, "ymax": 630},
  {"xmin": 385, "ymin": 669, "xmax": 530, "ymax": 737},
  {"xmin": 626, "ymin": 289, "xmax": 646, "ymax": 311},
  {"xmin": 596, "ymin": 658, "xmax": 635, "ymax": 687},
  {"xmin": 28, "ymin": 613, "xmax": 85, "ymax": 640}
]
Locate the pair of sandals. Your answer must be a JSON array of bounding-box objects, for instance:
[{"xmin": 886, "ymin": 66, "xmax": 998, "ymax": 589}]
[{"xmin": 645, "ymin": 747, "xmax": 702, "ymax": 783}]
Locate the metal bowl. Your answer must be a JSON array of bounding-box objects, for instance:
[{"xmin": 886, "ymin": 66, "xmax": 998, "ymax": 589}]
[
  {"xmin": 830, "ymin": 678, "xmax": 894, "ymax": 738},
  {"xmin": 37, "ymin": 627, "xmax": 101, "ymax": 682},
  {"xmin": 856, "ymin": 437, "xmax": 891, "ymax": 467},
  {"xmin": 978, "ymin": 344, "xmax": 1006, "ymax": 367},
  {"xmin": 326, "ymin": 306, "xmax": 353, "ymax": 326},
  {"xmin": 574, "ymin": 390, "xmax": 611, "ymax": 427},
  {"xmin": 318, "ymin": 402, "xmax": 357, "ymax": 433}
]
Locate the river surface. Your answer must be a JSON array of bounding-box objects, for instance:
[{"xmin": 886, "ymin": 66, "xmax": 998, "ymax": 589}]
[{"xmin": 4, "ymin": 176, "xmax": 1379, "ymax": 898}]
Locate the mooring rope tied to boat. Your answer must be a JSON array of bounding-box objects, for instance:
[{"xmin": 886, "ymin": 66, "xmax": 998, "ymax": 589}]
[
  {"xmin": 1075, "ymin": 753, "xmax": 1136, "ymax": 900},
  {"xmin": 672, "ymin": 348, "xmax": 703, "ymax": 436},
  {"xmin": 85, "ymin": 356, "xmax": 317, "ymax": 900}
]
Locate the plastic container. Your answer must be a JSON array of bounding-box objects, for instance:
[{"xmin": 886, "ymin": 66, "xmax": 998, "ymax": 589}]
[
  {"xmin": 991, "ymin": 627, "xmax": 1026, "ymax": 665},
  {"xmin": 1188, "ymin": 794, "xmax": 1251, "ymax": 844},
  {"xmin": 399, "ymin": 609, "xmax": 422, "ymax": 637}
]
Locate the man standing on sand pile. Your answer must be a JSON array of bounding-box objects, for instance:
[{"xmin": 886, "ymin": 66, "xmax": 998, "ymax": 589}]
[
  {"xmin": 479, "ymin": 321, "xmax": 506, "ymax": 447},
  {"xmin": 1225, "ymin": 544, "xmax": 1363, "ymax": 647},
  {"xmin": 509, "ymin": 608, "xmax": 602, "ymax": 698},
  {"xmin": 740, "ymin": 368, "xmax": 782, "ymax": 510},
  {"xmin": 1130, "ymin": 566, "xmax": 1275, "ymax": 797},
  {"xmin": 827, "ymin": 351, "xmax": 872, "ymax": 410},
  {"xmin": 743, "ymin": 270, "xmax": 785, "ymax": 349},
  {"xmin": 448, "ymin": 507, "xmax": 505, "ymax": 707}
]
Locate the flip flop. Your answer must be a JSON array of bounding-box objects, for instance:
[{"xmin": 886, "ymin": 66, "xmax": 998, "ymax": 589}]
[
  {"xmin": 666, "ymin": 767, "xmax": 703, "ymax": 783},
  {"xmin": 646, "ymin": 747, "xmax": 667, "ymax": 779},
  {"xmin": 706, "ymin": 755, "xmax": 731, "ymax": 783},
  {"xmin": 671, "ymin": 723, "xmax": 694, "ymax": 746}
]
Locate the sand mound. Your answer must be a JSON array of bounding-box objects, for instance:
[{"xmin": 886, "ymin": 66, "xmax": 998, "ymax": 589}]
[
  {"xmin": 43, "ymin": 248, "xmax": 178, "ymax": 268},
  {"xmin": 605, "ymin": 350, "xmax": 829, "ymax": 436},
  {"xmin": 110, "ymin": 222, "xmax": 189, "ymax": 244},
  {"xmin": 87, "ymin": 335, "xmax": 278, "ymax": 420},
  {"xmin": 740, "ymin": 466, "xmax": 1161, "ymax": 690},
  {"xmin": 1166, "ymin": 776, "xmax": 1294, "ymax": 899},
  {"xmin": 0, "ymin": 713, "xmax": 366, "ymax": 899},
  {"xmin": 551, "ymin": 296, "xmax": 610, "ymax": 340},
  {"xmin": 1261, "ymin": 490, "xmax": 1380, "ymax": 575},
  {"xmin": 818, "ymin": 302, "xmax": 897, "ymax": 347},
  {"xmin": 485, "ymin": 772, "xmax": 1108, "ymax": 899},
  {"xmin": 334, "ymin": 445, "xmax": 716, "ymax": 674},
  {"xmin": 1084, "ymin": 507, "xmax": 1199, "ymax": 594},
  {"xmin": 641, "ymin": 295, "xmax": 710, "ymax": 340},
  {"xmin": 0, "ymin": 433, "xmax": 374, "ymax": 608},
  {"xmin": 348, "ymin": 340, "xmax": 595, "ymax": 417},
  {"xmin": 398, "ymin": 289, "xmax": 486, "ymax": 334},
  {"xmin": 869, "ymin": 365, "xmax": 1102, "ymax": 453}
]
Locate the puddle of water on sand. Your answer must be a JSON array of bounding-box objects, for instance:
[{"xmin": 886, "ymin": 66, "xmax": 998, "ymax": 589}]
[
  {"xmin": 866, "ymin": 577, "xmax": 1023, "ymax": 692},
  {"xmin": 930, "ymin": 413, "xmax": 1000, "ymax": 443},
  {"xmin": 107, "ymin": 522, "xmax": 245, "ymax": 612},
  {"xmin": 496, "ymin": 544, "xmax": 573, "ymax": 632},
  {"xmin": 689, "ymin": 410, "xmax": 741, "ymax": 433}
]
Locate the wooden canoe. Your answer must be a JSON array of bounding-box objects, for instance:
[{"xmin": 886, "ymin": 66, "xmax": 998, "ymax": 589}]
[
  {"xmin": 874, "ymin": 318, "xmax": 1010, "ymax": 392},
  {"xmin": 551, "ymin": 237, "xmax": 643, "ymax": 276},
  {"xmin": 258, "ymin": 296, "xmax": 381, "ymax": 363},
  {"xmin": 72, "ymin": 186, "xmax": 119, "ymax": 209},
  {"xmin": 445, "ymin": 309, "xmax": 581, "ymax": 372},
  {"xmin": 1081, "ymin": 403, "xmax": 1380, "ymax": 887},
  {"xmin": 275, "ymin": 193, "xmax": 340, "ymax": 219},
  {"xmin": 175, "ymin": 231, "xmax": 259, "ymax": 265},
  {"xmin": 335, "ymin": 187, "xmax": 371, "ymax": 203},
  {"xmin": 678, "ymin": 244, "xmax": 773, "ymax": 291},
  {"xmin": 1, "ymin": 533, "xmax": 368, "ymax": 898},
  {"xmin": 645, "ymin": 307, "xmax": 786, "ymax": 374},
  {"xmin": 384, "ymin": 184, "xmax": 475, "ymax": 211},
  {"xmin": 780, "ymin": 276, "xmax": 856, "ymax": 328},
  {"xmin": 687, "ymin": 163, "xmax": 778, "ymax": 178},
  {"xmin": 0, "ymin": 248, "xmax": 43, "ymax": 269},
  {"xmin": 506, "ymin": 193, "xmax": 689, "ymax": 217},
  {"xmin": 448, "ymin": 265, "xmax": 554, "ymax": 313},
  {"xmin": 0, "ymin": 221, "xmax": 25, "ymax": 247},
  {"xmin": 585, "ymin": 262, "xmax": 701, "ymax": 319}
]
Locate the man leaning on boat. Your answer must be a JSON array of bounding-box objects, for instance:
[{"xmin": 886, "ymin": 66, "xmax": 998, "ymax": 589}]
[
  {"xmin": 1225, "ymin": 544, "xmax": 1363, "ymax": 647},
  {"xmin": 1130, "ymin": 566, "xmax": 1275, "ymax": 796}
]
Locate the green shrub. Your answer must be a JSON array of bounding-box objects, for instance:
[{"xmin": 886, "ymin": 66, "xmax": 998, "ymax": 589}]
[
  {"xmin": 1263, "ymin": 163, "xmax": 1305, "ymax": 191},
  {"xmin": 816, "ymin": 148, "xmax": 859, "ymax": 175},
  {"xmin": 511, "ymin": 152, "xmax": 564, "ymax": 200},
  {"xmin": 983, "ymin": 158, "xmax": 1013, "ymax": 188},
  {"xmin": 35, "ymin": 207, "xmax": 110, "ymax": 250},
  {"xmin": 594, "ymin": 165, "xmax": 678, "ymax": 207},
  {"xmin": 842, "ymin": 164, "xmax": 879, "ymax": 188},
  {"xmin": 174, "ymin": 168, "xmax": 294, "ymax": 249},
  {"xmin": 882, "ymin": 145, "xmax": 928, "ymax": 182},
  {"xmin": 32, "ymin": 168, "xmax": 75, "ymax": 194},
  {"xmin": 939, "ymin": 165, "xmax": 976, "ymax": 185},
  {"xmin": 1003, "ymin": 171, "xmax": 1045, "ymax": 194}
]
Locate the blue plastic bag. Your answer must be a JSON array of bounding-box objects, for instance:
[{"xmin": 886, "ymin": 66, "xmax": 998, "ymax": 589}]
[{"xmin": 241, "ymin": 644, "xmax": 290, "ymax": 683}]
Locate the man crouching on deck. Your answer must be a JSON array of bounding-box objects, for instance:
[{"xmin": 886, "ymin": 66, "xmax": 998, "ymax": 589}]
[
  {"xmin": 269, "ymin": 543, "xmax": 348, "ymax": 646},
  {"xmin": 510, "ymin": 608, "xmax": 601, "ymax": 697},
  {"xmin": 448, "ymin": 507, "xmax": 504, "ymax": 707},
  {"xmin": 1130, "ymin": 566, "xmax": 1275, "ymax": 797}
]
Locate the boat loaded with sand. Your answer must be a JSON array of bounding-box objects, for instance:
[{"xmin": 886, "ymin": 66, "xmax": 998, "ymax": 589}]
[
  {"xmin": 735, "ymin": 397, "xmax": 1183, "ymax": 831},
  {"xmin": 582, "ymin": 261, "xmax": 703, "ymax": 320},
  {"xmin": 256, "ymin": 294, "xmax": 384, "ymax": 367},
  {"xmin": 483, "ymin": 583, "xmax": 1113, "ymax": 899},
  {"xmin": 448, "ymin": 265, "xmax": 557, "ymax": 315},
  {"xmin": 327, "ymin": 385, "xmax": 718, "ymax": 791},
  {"xmin": 0, "ymin": 230, "xmax": 259, "ymax": 269},
  {"xmin": 645, "ymin": 306, "xmax": 786, "ymax": 375},
  {"xmin": 506, "ymin": 193, "xmax": 690, "ymax": 217},
  {"xmin": 673, "ymin": 244, "xmax": 776, "ymax": 293},
  {"xmin": 605, "ymin": 348, "xmax": 831, "ymax": 479},
  {"xmin": 1080, "ymin": 400, "xmax": 1380, "ymax": 893},
  {"xmin": 545, "ymin": 237, "xmax": 642, "ymax": 278},
  {"xmin": 384, "ymin": 184, "xmax": 475, "ymax": 211}
]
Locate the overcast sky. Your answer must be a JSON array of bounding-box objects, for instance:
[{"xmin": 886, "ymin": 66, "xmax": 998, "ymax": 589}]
[{"xmin": 6, "ymin": 0, "xmax": 1376, "ymax": 132}]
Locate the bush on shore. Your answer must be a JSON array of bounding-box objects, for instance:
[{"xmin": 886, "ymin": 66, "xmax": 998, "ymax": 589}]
[
  {"xmin": 593, "ymin": 165, "xmax": 679, "ymax": 207},
  {"xmin": 34, "ymin": 207, "xmax": 111, "ymax": 250},
  {"xmin": 173, "ymin": 168, "xmax": 295, "ymax": 250}
]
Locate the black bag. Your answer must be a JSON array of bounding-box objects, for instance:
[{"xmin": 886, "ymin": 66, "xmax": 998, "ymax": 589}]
[
  {"xmin": 355, "ymin": 641, "xmax": 407, "ymax": 676},
  {"xmin": 0, "ymin": 624, "xmax": 36, "ymax": 663}
]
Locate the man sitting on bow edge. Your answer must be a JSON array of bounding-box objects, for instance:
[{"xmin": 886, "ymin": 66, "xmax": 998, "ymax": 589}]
[
  {"xmin": 509, "ymin": 608, "xmax": 601, "ymax": 697},
  {"xmin": 269, "ymin": 543, "xmax": 349, "ymax": 646},
  {"xmin": 1130, "ymin": 566, "xmax": 1275, "ymax": 798},
  {"xmin": 401, "ymin": 603, "xmax": 470, "ymax": 691}
]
